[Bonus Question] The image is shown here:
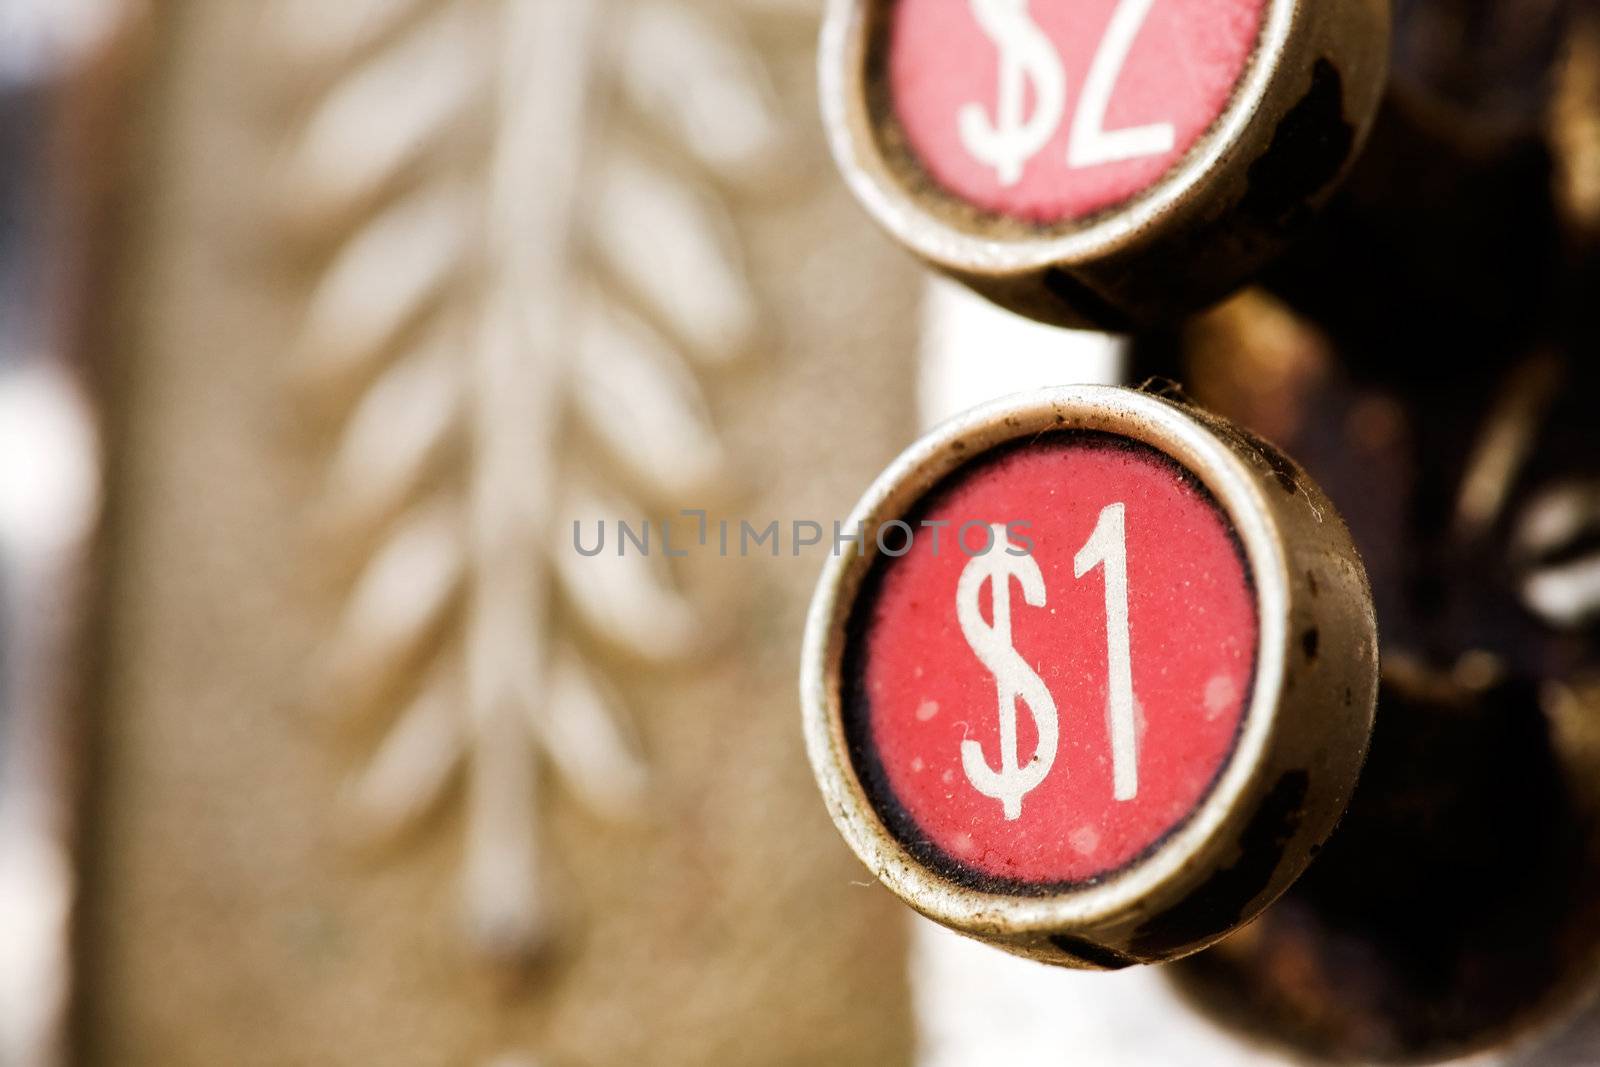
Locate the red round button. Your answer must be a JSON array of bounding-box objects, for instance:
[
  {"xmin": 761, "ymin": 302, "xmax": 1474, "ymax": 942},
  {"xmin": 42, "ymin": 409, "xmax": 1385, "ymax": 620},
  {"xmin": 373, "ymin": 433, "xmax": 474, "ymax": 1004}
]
[
  {"xmin": 844, "ymin": 433, "xmax": 1256, "ymax": 888},
  {"xmin": 887, "ymin": 0, "xmax": 1268, "ymax": 223},
  {"xmin": 806, "ymin": 386, "xmax": 1378, "ymax": 964}
]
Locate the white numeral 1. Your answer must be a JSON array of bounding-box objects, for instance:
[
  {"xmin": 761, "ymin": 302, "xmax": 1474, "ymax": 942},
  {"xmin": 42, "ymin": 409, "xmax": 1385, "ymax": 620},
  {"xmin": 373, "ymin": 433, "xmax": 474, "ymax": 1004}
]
[
  {"xmin": 1068, "ymin": 0, "xmax": 1176, "ymax": 168},
  {"xmin": 1075, "ymin": 502, "xmax": 1139, "ymax": 801}
]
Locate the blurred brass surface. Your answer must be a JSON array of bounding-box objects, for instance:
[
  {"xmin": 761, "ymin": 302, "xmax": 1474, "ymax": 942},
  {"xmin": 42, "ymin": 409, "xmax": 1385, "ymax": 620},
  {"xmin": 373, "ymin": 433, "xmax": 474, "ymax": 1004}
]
[{"xmin": 75, "ymin": 2, "xmax": 919, "ymax": 1064}]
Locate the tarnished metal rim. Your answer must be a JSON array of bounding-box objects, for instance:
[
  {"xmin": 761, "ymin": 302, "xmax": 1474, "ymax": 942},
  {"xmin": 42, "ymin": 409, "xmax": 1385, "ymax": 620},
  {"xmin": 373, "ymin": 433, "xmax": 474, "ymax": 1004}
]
[
  {"xmin": 817, "ymin": 0, "xmax": 1301, "ymax": 272},
  {"xmin": 799, "ymin": 384, "xmax": 1292, "ymax": 937}
]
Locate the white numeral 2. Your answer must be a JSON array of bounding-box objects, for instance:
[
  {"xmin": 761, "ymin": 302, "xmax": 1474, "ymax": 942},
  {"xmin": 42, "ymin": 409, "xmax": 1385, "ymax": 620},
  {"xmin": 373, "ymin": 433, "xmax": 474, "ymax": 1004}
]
[
  {"xmin": 1068, "ymin": 0, "xmax": 1176, "ymax": 168},
  {"xmin": 1075, "ymin": 503, "xmax": 1139, "ymax": 801}
]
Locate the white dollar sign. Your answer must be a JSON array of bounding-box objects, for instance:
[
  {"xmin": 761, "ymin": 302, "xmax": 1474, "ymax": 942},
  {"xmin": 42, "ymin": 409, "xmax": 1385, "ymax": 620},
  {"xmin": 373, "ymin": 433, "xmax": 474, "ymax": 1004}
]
[
  {"xmin": 959, "ymin": 0, "xmax": 1067, "ymax": 187},
  {"xmin": 956, "ymin": 525, "xmax": 1059, "ymax": 820}
]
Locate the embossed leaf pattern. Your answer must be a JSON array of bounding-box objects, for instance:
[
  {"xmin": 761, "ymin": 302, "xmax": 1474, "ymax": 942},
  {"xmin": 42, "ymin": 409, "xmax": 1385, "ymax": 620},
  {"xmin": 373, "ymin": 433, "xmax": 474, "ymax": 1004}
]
[{"xmin": 274, "ymin": 0, "xmax": 777, "ymax": 960}]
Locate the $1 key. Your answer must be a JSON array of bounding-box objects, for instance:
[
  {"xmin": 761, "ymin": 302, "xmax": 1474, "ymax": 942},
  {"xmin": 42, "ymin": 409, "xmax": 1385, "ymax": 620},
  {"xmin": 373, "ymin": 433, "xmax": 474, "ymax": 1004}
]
[{"xmin": 801, "ymin": 386, "xmax": 1378, "ymax": 967}]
